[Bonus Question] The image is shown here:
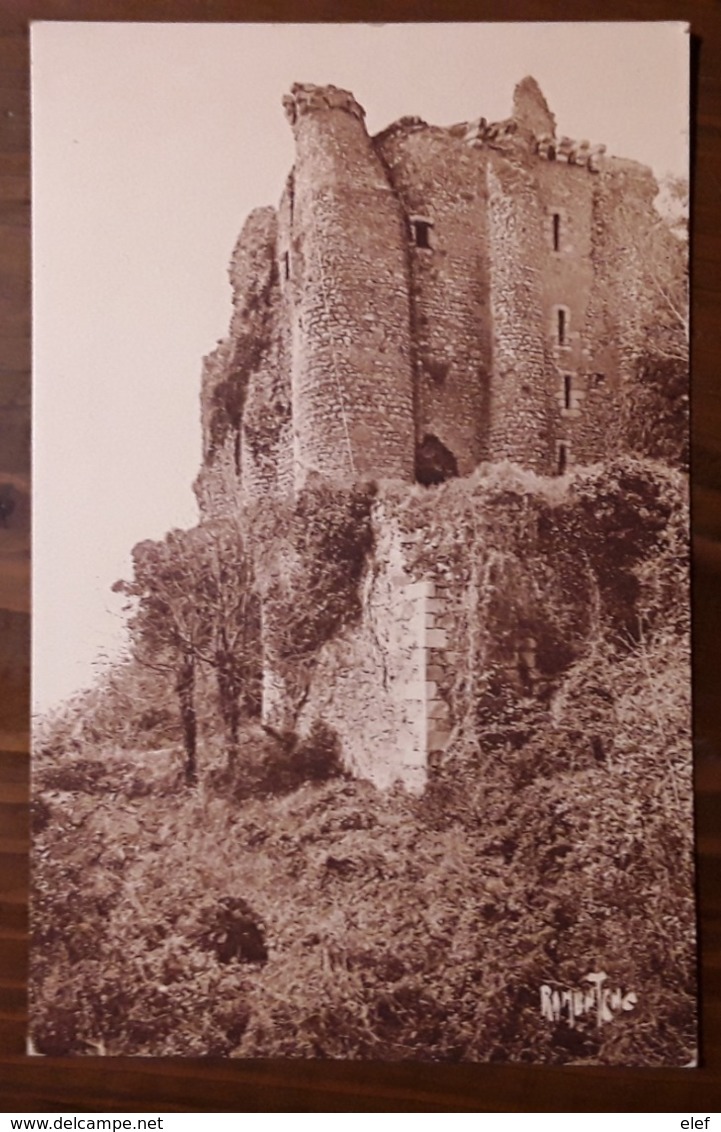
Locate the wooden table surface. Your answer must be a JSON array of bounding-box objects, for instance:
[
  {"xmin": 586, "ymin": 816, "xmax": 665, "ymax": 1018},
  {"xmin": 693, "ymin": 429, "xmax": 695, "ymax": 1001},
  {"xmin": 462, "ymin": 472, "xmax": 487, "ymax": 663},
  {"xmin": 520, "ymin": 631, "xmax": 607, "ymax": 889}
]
[{"xmin": 2, "ymin": 0, "xmax": 720, "ymax": 1113}]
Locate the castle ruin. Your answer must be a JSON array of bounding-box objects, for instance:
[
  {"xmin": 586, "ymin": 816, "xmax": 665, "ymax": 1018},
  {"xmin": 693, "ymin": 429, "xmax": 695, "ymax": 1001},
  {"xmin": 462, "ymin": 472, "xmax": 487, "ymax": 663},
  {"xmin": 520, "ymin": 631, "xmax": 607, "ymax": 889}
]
[{"xmin": 194, "ymin": 78, "xmax": 683, "ymax": 791}]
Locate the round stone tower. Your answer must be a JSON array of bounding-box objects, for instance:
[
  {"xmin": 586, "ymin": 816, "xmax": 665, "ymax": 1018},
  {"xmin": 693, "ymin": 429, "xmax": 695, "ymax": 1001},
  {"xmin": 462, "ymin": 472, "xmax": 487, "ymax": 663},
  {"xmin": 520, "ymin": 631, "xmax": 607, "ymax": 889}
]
[{"xmin": 282, "ymin": 83, "xmax": 415, "ymax": 486}]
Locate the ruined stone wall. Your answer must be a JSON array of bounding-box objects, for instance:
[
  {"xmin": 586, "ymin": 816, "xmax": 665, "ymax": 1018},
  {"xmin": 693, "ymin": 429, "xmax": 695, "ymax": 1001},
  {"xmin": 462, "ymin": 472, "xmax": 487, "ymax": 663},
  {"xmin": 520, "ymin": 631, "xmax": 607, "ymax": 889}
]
[
  {"xmin": 195, "ymin": 341, "xmax": 243, "ymax": 520},
  {"xmin": 193, "ymin": 85, "xmax": 685, "ymax": 795},
  {"xmin": 376, "ymin": 125, "xmax": 491, "ymax": 475},
  {"xmin": 285, "ymin": 84, "xmax": 415, "ymax": 486},
  {"xmin": 193, "ymin": 437, "xmax": 243, "ymax": 521},
  {"xmin": 294, "ymin": 456, "xmax": 676, "ymax": 793},
  {"xmin": 197, "ymin": 79, "xmax": 677, "ymax": 511},
  {"xmin": 196, "ymin": 207, "xmax": 290, "ymax": 515},
  {"xmin": 198, "ymin": 340, "xmax": 234, "ymax": 469},
  {"xmin": 293, "ymin": 489, "xmax": 533, "ymax": 793},
  {"xmin": 271, "ymin": 180, "xmax": 296, "ymax": 497},
  {"xmin": 585, "ymin": 160, "xmax": 671, "ymax": 459},
  {"xmin": 297, "ymin": 572, "xmax": 430, "ymax": 793},
  {"xmin": 297, "ymin": 509, "xmax": 453, "ymax": 793},
  {"xmin": 294, "ymin": 491, "xmax": 544, "ymax": 792},
  {"xmin": 513, "ymin": 75, "xmax": 557, "ymax": 139},
  {"xmin": 486, "ymin": 157, "xmax": 555, "ymax": 473},
  {"xmin": 228, "ymin": 207, "xmax": 290, "ymax": 503},
  {"xmin": 534, "ymin": 160, "xmax": 601, "ymax": 470}
]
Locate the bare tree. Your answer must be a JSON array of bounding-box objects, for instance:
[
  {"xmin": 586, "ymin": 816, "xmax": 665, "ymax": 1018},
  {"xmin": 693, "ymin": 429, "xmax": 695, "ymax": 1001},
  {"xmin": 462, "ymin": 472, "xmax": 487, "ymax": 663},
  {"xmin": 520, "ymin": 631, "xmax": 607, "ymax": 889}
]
[
  {"xmin": 193, "ymin": 519, "xmax": 262, "ymax": 764},
  {"xmin": 114, "ymin": 531, "xmax": 209, "ymax": 784},
  {"xmin": 113, "ymin": 520, "xmax": 261, "ymax": 782}
]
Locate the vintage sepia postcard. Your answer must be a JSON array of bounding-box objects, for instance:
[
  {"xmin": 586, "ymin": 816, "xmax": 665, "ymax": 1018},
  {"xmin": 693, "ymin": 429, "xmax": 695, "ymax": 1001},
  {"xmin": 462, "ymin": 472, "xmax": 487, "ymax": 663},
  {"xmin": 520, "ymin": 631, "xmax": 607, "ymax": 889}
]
[{"xmin": 30, "ymin": 22, "xmax": 693, "ymax": 1063}]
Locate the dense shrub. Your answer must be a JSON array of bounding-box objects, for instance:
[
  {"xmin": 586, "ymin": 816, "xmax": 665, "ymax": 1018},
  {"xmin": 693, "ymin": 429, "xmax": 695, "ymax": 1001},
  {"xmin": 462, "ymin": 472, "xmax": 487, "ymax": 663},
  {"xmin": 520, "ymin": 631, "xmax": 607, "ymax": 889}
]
[
  {"xmin": 205, "ymin": 721, "xmax": 344, "ymax": 801},
  {"xmin": 257, "ymin": 477, "xmax": 377, "ymax": 660},
  {"xmin": 624, "ymin": 355, "xmax": 689, "ymax": 472},
  {"xmin": 30, "ymin": 458, "xmax": 694, "ymax": 1065},
  {"xmin": 33, "ymin": 661, "xmax": 181, "ymax": 762},
  {"xmin": 246, "ymin": 477, "xmax": 377, "ymax": 720},
  {"xmin": 30, "ymin": 622, "xmax": 694, "ymax": 1064},
  {"xmin": 34, "ymin": 757, "xmax": 112, "ymax": 795},
  {"xmin": 383, "ymin": 457, "xmax": 688, "ymax": 730},
  {"xmin": 291, "ymin": 720, "xmax": 344, "ymax": 783}
]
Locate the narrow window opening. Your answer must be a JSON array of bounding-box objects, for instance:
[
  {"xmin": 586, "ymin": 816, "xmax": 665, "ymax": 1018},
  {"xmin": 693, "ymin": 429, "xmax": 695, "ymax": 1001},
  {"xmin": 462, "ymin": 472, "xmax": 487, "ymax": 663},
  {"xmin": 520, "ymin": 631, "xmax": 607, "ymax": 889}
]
[
  {"xmin": 563, "ymin": 373, "xmax": 573, "ymax": 410},
  {"xmin": 557, "ymin": 441, "xmax": 569, "ymax": 476},
  {"xmin": 234, "ymin": 428, "xmax": 242, "ymax": 477},
  {"xmin": 283, "ymin": 251, "xmax": 290, "ymax": 280},
  {"xmin": 557, "ymin": 307, "xmax": 567, "ymax": 346},
  {"xmin": 552, "ymin": 212, "xmax": 561, "ymax": 252},
  {"xmin": 411, "ymin": 219, "xmax": 432, "ymax": 249}
]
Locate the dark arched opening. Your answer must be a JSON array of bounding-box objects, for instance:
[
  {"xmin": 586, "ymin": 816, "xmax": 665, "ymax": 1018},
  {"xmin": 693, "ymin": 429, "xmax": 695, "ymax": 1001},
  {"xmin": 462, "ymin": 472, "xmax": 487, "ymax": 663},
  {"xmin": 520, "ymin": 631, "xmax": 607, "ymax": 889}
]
[{"xmin": 415, "ymin": 434, "xmax": 459, "ymax": 487}]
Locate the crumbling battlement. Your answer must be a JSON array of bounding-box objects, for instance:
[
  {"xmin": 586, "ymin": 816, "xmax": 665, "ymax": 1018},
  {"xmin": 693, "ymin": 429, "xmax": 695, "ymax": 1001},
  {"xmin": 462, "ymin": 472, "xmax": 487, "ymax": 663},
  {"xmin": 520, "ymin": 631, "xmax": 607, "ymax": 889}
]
[
  {"xmin": 195, "ymin": 77, "xmax": 680, "ymax": 514},
  {"xmin": 282, "ymin": 81, "xmax": 366, "ymax": 126}
]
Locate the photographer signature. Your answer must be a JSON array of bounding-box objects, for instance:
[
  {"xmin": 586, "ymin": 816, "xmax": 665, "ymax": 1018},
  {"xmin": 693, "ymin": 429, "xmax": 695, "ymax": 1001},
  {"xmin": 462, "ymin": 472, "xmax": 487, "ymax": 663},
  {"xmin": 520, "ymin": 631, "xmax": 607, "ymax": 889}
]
[{"xmin": 540, "ymin": 971, "xmax": 637, "ymax": 1028}]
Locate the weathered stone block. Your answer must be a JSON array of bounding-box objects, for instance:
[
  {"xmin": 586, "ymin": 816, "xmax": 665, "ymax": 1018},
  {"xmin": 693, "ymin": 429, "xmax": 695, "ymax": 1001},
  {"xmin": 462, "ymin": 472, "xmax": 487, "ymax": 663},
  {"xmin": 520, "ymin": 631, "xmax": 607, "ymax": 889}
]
[
  {"xmin": 426, "ymin": 664, "xmax": 446, "ymax": 681},
  {"xmin": 425, "ymin": 628, "xmax": 448, "ymax": 648},
  {"xmin": 425, "ymin": 597, "xmax": 446, "ymax": 613},
  {"xmin": 436, "ymin": 614, "xmax": 456, "ymax": 631},
  {"xmin": 427, "ymin": 698, "xmax": 451, "ymax": 721},
  {"xmin": 428, "ymin": 728, "xmax": 452, "ymax": 751}
]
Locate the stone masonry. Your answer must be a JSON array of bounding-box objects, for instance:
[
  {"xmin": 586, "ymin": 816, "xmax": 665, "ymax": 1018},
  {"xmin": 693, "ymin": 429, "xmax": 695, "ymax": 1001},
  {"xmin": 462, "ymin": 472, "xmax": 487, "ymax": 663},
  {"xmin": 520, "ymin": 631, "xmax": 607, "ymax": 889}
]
[
  {"xmin": 194, "ymin": 78, "xmax": 684, "ymax": 790},
  {"xmin": 196, "ymin": 74, "xmax": 678, "ymax": 515}
]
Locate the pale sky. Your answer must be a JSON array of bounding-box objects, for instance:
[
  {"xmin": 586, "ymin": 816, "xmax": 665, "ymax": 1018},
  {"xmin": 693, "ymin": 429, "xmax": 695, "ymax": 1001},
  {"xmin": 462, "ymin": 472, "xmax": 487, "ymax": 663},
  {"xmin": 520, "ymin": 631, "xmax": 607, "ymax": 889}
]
[{"xmin": 31, "ymin": 21, "xmax": 689, "ymax": 710}]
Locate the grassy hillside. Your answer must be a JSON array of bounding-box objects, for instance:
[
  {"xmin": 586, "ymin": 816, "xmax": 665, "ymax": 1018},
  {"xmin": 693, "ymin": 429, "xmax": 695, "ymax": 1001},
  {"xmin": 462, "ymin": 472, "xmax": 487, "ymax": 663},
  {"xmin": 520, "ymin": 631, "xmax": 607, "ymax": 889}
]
[
  {"xmin": 30, "ymin": 633, "xmax": 694, "ymax": 1064},
  {"xmin": 30, "ymin": 458, "xmax": 695, "ymax": 1064}
]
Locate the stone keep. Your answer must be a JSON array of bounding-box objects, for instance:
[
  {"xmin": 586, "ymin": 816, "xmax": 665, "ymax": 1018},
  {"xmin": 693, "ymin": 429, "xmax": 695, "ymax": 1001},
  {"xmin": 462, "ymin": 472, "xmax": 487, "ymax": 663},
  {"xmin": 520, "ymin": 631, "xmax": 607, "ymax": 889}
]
[
  {"xmin": 192, "ymin": 78, "xmax": 682, "ymax": 790},
  {"xmin": 195, "ymin": 75, "xmax": 673, "ymax": 517}
]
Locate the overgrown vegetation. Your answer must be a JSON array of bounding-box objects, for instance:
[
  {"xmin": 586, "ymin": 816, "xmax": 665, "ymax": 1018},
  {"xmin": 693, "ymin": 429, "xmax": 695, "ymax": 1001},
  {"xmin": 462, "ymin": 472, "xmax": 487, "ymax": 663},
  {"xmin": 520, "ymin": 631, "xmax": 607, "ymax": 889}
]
[
  {"xmin": 248, "ymin": 477, "xmax": 376, "ymax": 717},
  {"xmin": 625, "ymin": 354, "xmax": 689, "ymax": 470},
  {"xmin": 383, "ymin": 457, "xmax": 688, "ymax": 741},
  {"xmin": 30, "ymin": 458, "xmax": 695, "ymax": 1065},
  {"xmin": 626, "ymin": 179, "xmax": 689, "ymax": 471},
  {"xmin": 30, "ymin": 625, "xmax": 694, "ymax": 1062},
  {"xmin": 112, "ymin": 518, "xmax": 261, "ymax": 782}
]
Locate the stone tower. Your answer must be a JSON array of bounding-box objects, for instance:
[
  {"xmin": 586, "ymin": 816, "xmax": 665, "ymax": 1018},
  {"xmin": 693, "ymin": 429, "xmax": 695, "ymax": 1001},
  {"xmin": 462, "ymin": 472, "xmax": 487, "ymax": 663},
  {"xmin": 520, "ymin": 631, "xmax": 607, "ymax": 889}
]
[
  {"xmin": 281, "ymin": 83, "xmax": 416, "ymax": 486},
  {"xmin": 193, "ymin": 78, "xmax": 686, "ymax": 790},
  {"xmin": 196, "ymin": 77, "xmax": 679, "ymax": 503}
]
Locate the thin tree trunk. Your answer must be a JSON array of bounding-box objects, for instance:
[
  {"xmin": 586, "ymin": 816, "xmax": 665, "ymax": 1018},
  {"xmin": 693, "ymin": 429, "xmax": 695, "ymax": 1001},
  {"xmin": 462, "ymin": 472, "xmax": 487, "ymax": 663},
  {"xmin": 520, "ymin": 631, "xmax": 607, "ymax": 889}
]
[
  {"xmin": 217, "ymin": 654, "xmax": 241, "ymax": 767},
  {"xmin": 176, "ymin": 654, "xmax": 197, "ymax": 786}
]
